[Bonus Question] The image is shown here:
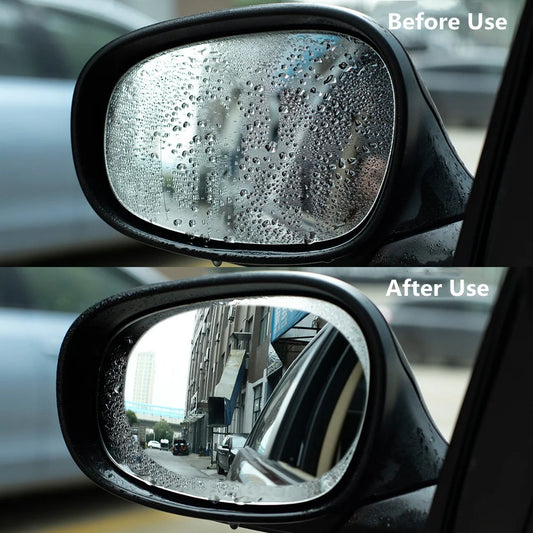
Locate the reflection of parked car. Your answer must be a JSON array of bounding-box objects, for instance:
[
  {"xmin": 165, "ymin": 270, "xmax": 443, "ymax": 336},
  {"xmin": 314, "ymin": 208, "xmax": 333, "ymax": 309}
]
[
  {"xmin": 0, "ymin": 0, "xmax": 154, "ymax": 261},
  {"xmin": 0, "ymin": 267, "xmax": 166, "ymax": 496},
  {"xmin": 172, "ymin": 440, "xmax": 190, "ymax": 456},
  {"xmin": 147, "ymin": 440, "xmax": 161, "ymax": 450},
  {"xmin": 230, "ymin": 325, "xmax": 366, "ymax": 484},
  {"xmin": 379, "ymin": 294, "xmax": 495, "ymax": 365},
  {"xmin": 216, "ymin": 434, "xmax": 248, "ymax": 475}
]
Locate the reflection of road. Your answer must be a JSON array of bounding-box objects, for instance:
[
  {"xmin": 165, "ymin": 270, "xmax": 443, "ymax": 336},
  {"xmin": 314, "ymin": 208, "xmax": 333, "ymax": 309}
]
[
  {"xmin": 3, "ymin": 365, "xmax": 469, "ymax": 532},
  {"xmin": 145, "ymin": 449, "xmax": 218, "ymax": 478}
]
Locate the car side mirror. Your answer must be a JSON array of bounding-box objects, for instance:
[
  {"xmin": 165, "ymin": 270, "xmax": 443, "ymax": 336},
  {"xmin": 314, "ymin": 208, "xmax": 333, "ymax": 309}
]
[
  {"xmin": 57, "ymin": 271, "xmax": 446, "ymax": 531},
  {"xmin": 72, "ymin": 4, "xmax": 472, "ymax": 266}
]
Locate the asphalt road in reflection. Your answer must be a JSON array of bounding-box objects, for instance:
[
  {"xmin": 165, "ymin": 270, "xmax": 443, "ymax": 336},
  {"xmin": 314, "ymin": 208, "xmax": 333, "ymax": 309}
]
[{"xmin": 2, "ymin": 365, "xmax": 469, "ymax": 532}]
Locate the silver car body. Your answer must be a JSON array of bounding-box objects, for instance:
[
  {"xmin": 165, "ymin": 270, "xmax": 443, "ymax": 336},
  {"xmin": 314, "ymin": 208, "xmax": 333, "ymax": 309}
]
[
  {"xmin": 0, "ymin": 0, "xmax": 155, "ymax": 261},
  {"xmin": 0, "ymin": 267, "xmax": 166, "ymax": 496}
]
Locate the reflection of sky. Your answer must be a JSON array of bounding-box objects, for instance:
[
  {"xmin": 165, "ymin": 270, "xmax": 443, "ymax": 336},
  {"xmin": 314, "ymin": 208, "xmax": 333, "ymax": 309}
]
[{"xmin": 125, "ymin": 311, "xmax": 195, "ymax": 411}]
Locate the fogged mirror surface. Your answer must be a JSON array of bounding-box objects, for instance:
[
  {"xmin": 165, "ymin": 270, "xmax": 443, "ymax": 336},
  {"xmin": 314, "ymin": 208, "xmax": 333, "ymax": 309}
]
[
  {"xmin": 100, "ymin": 296, "xmax": 369, "ymax": 504},
  {"xmin": 105, "ymin": 32, "xmax": 395, "ymax": 246}
]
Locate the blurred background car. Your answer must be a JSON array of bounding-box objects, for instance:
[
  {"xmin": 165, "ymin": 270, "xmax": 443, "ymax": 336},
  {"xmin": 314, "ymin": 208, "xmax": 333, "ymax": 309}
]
[
  {"xmin": 0, "ymin": 266, "xmax": 166, "ymax": 496},
  {"xmin": 413, "ymin": 45, "xmax": 507, "ymax": 127},
  {"xmin": 172, "ymin": 439, "xmax": 190, "ymax": 456},
  {"xmin": 0, "ymin": 0, "xmax": 155, "ymax": 262},
  {"xmin": 290, "ymin": 267, "xmax": 502, "ymax": 366},
  {"xmin": 216, "ymin": 434, "xmax": 248, "ymax": 475},
  {"xmin": 147, "ymin": 440, "xmax": 162, "ymax": 450},
  {"xmin": 378, "ymin": 294, "xmax": 495, "ymax": 365},
  {"xmin": 290, "ymin": 0, "xmax": 513, "ymax": 127}
]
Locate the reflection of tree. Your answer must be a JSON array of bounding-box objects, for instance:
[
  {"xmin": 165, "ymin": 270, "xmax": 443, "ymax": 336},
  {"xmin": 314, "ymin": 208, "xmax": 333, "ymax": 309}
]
[
  {"xmin": 126, "ymin": 410, "xmax": 139, "ymax": 426},
  {"xmin": 153, "ymin": 419, "xmax": 173, "ymax": 443}
]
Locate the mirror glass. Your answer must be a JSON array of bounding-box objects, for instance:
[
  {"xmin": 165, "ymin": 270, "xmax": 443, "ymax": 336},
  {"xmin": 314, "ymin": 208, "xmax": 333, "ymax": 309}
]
[
  {"xmin": 99, "ymin": 296, "xmax": 369, "ymax": 504},
  {"xmin": 105, "ymin": 31, "xmax": 395, "ymax": 246}
]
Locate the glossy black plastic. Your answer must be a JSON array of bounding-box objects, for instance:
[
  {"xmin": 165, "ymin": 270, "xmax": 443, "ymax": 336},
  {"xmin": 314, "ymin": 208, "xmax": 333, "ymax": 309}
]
[
  {"xmin": 72, "ymin": 4, "xmax": 472, "ymax": 266},
  {"xmin": 57, "ymin": 271, "xmax": 446, "ymax": 531}
]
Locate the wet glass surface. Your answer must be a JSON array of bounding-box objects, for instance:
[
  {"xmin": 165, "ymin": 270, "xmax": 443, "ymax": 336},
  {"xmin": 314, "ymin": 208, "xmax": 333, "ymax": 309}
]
[{"xmin": 105, "ymin": 32, "xmax": 395, "ymax": 245}]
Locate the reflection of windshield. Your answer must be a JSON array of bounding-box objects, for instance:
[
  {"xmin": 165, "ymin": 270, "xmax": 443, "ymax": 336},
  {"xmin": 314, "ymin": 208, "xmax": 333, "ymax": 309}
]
[{"xmin": 245, "ymin": 326, "xmax": 367, "ymax": 479}]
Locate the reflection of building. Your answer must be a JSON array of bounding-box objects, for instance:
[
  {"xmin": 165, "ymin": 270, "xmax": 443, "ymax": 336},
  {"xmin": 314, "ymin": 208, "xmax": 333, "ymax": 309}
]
[
  {"xmin": 133, "ymin": 352, "xmax": 155, "ymax": 404},
  {"xmin": 184, "ymin": 303, "xmax": 326, "ymax": 456}
]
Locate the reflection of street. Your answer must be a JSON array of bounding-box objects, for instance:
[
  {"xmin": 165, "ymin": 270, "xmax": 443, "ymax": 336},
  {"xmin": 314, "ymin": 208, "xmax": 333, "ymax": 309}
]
[{"xmin": 145, "ymin": 449, "xmax": 219, "ymax": 478}]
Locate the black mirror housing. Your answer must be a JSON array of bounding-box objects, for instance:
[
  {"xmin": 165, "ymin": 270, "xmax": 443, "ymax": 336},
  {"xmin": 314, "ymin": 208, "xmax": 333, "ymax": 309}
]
[
  {"xmin": 57, "ymin": 271, "xmax": 446, "ymax": 531},
  {"xmin": 72, "ymin": 4, "xmax": 471, "ymax": 266}
]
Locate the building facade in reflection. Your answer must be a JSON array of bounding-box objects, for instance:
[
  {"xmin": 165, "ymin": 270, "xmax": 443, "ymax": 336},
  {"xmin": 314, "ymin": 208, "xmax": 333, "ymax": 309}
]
[{"xmin": 184, "ymin": 303, "xmax": 326, "ymax": 455}]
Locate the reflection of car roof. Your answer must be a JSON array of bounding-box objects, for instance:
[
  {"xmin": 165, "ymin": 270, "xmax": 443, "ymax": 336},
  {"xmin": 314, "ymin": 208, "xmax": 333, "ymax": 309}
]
[{"xmin": 22, "ymin": 0, "xmax": 155, "ymax": 28}]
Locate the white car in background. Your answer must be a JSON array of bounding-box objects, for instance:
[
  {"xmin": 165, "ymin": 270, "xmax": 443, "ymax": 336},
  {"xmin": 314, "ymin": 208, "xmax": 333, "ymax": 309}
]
[
  {"xmin": 0, "ymin": 267, "xmax": 166, "ymax": 496},
  {"xmin": 0, "ymin": 0, "xmax": 157, "ymax": 262}
]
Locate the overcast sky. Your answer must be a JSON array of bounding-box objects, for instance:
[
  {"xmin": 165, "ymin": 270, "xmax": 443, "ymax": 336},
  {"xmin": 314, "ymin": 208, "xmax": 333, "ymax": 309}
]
[{"xmin": 125, "ymin": 311, "xmax": 196, "ymax": 410}]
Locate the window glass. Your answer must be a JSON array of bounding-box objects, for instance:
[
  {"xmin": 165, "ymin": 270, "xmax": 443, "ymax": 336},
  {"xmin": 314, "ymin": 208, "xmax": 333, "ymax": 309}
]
[
  {"xmin": 36, "ymin": 7, "xmax": 128, "ymax": 78},
  {"xmin": 252, "ymin": 384, "xmax": 263, "ymax": 425},
  {"xmin": 0, "ymin": 3, "xmax": 38, "ymax": 76},
  {"xmin": 0, "ymin": 267, "xmax": 144, "ymax": 314},
  {"xmin": 232, "ymin": 435, "xmax": 247, "ymax": 447}
]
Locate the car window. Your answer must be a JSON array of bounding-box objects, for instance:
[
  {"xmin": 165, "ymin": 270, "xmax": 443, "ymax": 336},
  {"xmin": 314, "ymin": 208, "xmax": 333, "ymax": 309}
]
[
  {"xmin": 246, "ymin": 327, "xmax": 365, "ymax": 476},
  {"xmin": 0, "ymin": 2, "xmax": 40, "ymax": 76},
  {"xmin": 0, "ymin": 267, "xmax": 145, "ymax": 313},
  {"xmin": 35, "ymin": 7, "xmax": 130, "ymax": 78}
]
